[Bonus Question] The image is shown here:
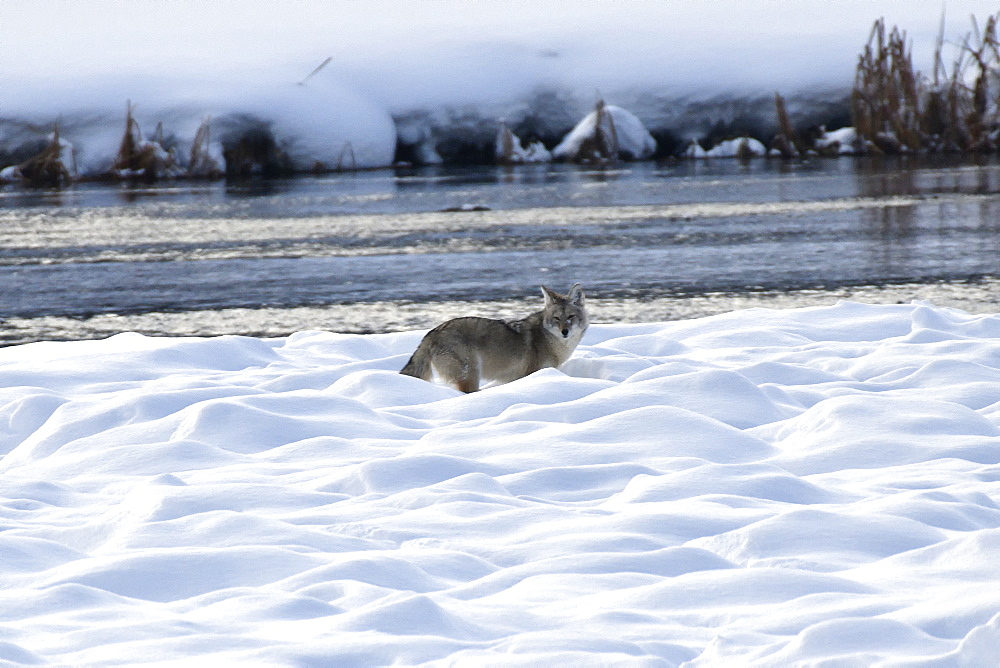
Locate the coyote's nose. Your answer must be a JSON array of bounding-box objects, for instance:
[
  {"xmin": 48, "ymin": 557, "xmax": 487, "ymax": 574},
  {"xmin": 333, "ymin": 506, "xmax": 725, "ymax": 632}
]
[{"xmin": 561, "ymin": 328, "xmax": 569, "ymax": 337}]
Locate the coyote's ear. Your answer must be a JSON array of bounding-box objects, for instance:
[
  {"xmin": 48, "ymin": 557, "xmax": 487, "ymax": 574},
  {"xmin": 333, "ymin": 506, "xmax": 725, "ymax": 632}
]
[
  {"xmin": 540, "ymin": 285, "xmax": 558, "ymax": 306},
  {"xmin": 567, "ymin": 283, "xmax": 584, "ymax": 306}
]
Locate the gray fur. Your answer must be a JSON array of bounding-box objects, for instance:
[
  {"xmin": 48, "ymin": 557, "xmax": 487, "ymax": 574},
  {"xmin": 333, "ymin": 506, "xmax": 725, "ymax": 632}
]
[{"xmin": 400, "ymin": 284, "xmax": 589, "ymax": 392}]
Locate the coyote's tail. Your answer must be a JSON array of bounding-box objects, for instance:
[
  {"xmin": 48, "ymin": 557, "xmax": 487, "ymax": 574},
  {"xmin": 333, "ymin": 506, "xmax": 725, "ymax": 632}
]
[{"xmin": 400, "ymin": 349, "xmax": 431, "ymax": 380}]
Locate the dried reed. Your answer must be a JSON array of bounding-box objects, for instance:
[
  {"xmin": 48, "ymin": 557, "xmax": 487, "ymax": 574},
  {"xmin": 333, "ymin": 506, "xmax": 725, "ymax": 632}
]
[
  {"xmin": 595, "ymin": 98, "xmax": 619, "ymax": 160},
  {"xmin": 188, "ymin": 116, "xmax": 223, "ymax": 178},
  {"xmin": 16, "ymin": 125, "xmax": 73, "ymax": 187},
  {"xmin": 771, "ymin": 93, "xmax": 799, "ymax": 158},
  {"xmin": 336, "ymin": 141, "xmax": 357, "ymax": 171},
  {"xmin": 495, "ymin": 123, "xmax": 519, "ymax": 165},
  {"xmin": 571, "ymin": 97, "xmax": 619, "ymax": 163},
  {"xmin": 852, "ymin": 13, "xmax": 1000, "ymax": 154},
  {"xmin": 112, "ymin": 102, "xmax": 180, "ymax": 179}
]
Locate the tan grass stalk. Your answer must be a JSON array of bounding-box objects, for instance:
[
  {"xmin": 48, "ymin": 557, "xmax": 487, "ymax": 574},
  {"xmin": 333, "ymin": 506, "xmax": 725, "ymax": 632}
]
[
  {"xmin": 112, "ymin": 102, "xmax": 167, "ymax": 179},
  {"xmin": 17, "ymin": 125, "xmax": 72, "ymax": 187},
  {"xmin": 188, "ymin": 116, "xmax": 223, "ymax": 178},
  {"xmin": 496, "ymin": 122, "xmax": 518, "ymax": 164},
  {"xmin": 336, "ymin": 141, "xmax": 356, "ymax": 171},
  {"xmin": 771, "ymin": 92, "xmax": 799, "ymax": 158}
]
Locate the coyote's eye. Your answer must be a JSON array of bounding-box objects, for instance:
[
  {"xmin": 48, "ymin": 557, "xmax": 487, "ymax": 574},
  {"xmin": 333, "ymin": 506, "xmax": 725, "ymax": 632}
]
[{"xmin": 566, "ymin": 316, "xmax": 574, "ymax": 324}]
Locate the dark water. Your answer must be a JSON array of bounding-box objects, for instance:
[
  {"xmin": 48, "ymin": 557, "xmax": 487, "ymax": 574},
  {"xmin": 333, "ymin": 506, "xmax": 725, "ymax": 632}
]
[{"xmin": 1, "ymin": 156, "xmax": 999, "ymax": 322}]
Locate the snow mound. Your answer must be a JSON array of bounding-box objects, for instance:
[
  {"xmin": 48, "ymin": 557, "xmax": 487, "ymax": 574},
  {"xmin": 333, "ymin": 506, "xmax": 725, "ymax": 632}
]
[
  {"xmin": 495, "ymin": 124, "xmax": 552, "ymax": 164},
  {"xmin": 4, "ymin": 302, "xmax": 1000, "ymax": 664},
  {"xmin": 704, "ymin": 136, "xmax": 768, "ymax": 158},
  {"xmin": 815, "ymin": 126, "xmax": 864, "ymax": 155},
  {"xmin": 552, "ymin": 103, "xmax": 657, "ymax": 161}
]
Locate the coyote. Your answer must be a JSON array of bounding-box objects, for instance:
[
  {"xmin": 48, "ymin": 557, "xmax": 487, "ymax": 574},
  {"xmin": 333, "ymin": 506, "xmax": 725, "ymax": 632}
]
[{"xmin": 400, "ymin": 284, "xmax": 589, "ymax": 392}]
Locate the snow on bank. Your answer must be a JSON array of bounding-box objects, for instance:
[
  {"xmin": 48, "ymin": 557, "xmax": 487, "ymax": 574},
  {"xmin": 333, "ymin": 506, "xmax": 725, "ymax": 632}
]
[
  {"xmin": 3, "ymin": 301, "xmax": 1000, "ymax": 664},
  {"xmin": 496, "ymin": 125, "xmax": 552, "ymax": 164},
  {"xmin": 5, "ymin": 1, "xmax": 999, "ymax": 172},
  {"xmin": 552, "ymin": 103, "xmax": 657, "ymax": 162},
  {"xmin": 684, "ymin": 136, "xmax": 769, "ymax": 159},
  {"xmin": 1, "ymin": 69, "xmax": 398, "ymax": 176},
  {"xmin": 816, "ymin": 126, "xmax": 864, "ymax": 155}
]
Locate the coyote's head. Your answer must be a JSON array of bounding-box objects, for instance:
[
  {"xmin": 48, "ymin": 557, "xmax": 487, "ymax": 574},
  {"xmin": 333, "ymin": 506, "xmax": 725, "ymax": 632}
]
[{"xmin": 541, "ymin": 284, "xmax": 588, "ymax": 340}]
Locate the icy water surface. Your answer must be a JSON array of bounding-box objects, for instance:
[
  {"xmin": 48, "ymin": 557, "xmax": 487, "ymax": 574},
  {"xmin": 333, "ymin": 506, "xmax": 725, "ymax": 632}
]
[{"xmin": 1, "ymin": 156, "xmax": 999, "ymax": 343}]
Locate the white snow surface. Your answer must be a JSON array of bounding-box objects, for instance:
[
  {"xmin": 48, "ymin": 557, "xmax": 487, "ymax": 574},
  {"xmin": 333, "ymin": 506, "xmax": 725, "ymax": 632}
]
[{"xmin": 4, "ymin": 301, "xmax": 1000, "ymax": 665}]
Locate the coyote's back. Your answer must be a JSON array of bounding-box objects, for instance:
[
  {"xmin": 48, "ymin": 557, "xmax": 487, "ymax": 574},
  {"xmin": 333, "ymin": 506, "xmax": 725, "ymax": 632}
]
[{"xmin": 401, "ymin": 284, "xmax": 588, "ymax": 392}]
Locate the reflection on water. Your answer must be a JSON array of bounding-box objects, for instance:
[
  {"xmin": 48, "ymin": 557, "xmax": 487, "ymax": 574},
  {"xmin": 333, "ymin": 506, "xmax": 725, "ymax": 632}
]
[
  {"xmin": 0, "ymin": 155, "xmax": 998, "ymax": 325},
  {"xmin": 856, "ymin": 157, "xmax": 1000, "ymax": 278},
  {"xmin": 859, "ymin": 157, "xmax": 917, "ymax": 281},
  {"xmin": 3, "ymin": 155, "xmax": 998, "ymax": 214}
]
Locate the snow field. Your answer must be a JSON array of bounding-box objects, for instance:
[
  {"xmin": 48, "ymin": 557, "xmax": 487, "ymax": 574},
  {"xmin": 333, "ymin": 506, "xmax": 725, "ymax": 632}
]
[{"xmin": 3, "ymin": 301, "xmax": 1000, "ymax": 664}]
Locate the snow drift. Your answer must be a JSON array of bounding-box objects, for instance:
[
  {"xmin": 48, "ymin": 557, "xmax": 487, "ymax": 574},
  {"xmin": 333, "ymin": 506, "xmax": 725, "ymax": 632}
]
[
  {"xmin": 552, "ymin": 101, "xmax": 657, "ymax": 162},
  {"xmin": 3, "ymin": 301, "xmax": 1000, "ymax": 664}
]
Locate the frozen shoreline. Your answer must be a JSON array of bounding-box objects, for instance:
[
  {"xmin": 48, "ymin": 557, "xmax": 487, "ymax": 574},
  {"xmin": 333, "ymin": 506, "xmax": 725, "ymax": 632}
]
[
  {"xmin": 3, "ymin": 277, "xmax": 998, "ymax": 347},
  {"xmin": 5, "ymin": 2, "xmax": 998, "ymax": 179}
]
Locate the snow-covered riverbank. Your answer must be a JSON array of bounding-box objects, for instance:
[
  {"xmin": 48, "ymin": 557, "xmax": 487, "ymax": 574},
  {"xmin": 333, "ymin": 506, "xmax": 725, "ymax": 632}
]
[{"xmin": 4, "ymin": 1, "xmax": 998, "ymax": 177}]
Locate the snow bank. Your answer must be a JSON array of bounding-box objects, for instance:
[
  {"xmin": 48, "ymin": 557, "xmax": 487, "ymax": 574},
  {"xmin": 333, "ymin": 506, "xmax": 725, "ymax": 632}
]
[
  {"xmin": 2, "ymin": 69, "xmax": 397, "ymax": 176},
  {"xmin": 4, "ymin": 301, "xmax": 1000, "ymax": 664},
  {"xmin": 5, "ymin": 2, "xmax": 998, "ymax": 170}
]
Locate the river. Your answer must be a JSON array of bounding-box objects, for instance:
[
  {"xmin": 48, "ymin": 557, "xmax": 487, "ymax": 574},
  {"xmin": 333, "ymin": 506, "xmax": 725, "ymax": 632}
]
[{"xmin": 1, "ymin": 156, "xmax": 999, "ymax": 344}]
